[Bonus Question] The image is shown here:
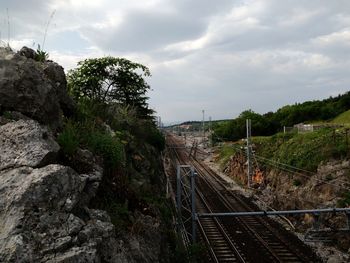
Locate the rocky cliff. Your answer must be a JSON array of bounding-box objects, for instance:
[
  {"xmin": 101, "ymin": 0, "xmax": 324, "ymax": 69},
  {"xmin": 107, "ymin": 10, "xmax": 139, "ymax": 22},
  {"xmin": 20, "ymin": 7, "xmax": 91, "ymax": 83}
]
[{"xmin": 0, "ymin": 47, "xmax": 169, "ymax": 262}]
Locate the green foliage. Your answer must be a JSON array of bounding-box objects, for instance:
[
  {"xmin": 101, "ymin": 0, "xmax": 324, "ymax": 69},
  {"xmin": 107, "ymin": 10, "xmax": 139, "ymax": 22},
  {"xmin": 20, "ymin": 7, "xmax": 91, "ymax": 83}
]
[
  {"xmin": 217, "ymin": 144, "xmax": 238, "ymax": 168},
  {"xmin": 107, "ymin": 202, "xmax": 130, "ymax": 230},
  {"xmin": 213, "ymin": 91, "xmax": 350, "ymax": 142},
  {"xmin": 293, "ymin": 179, "xmax": 302, "ymax": 186},
  {"xmin": 214, "ymin": 109, "xmax": 276, "ymax": 142},
  {"xmin": 58, "ymin": 116, "xmax": 125, "ymax": 170},
  {"xmin": 332, "ymin": 109, "xmax": 350, "ymax": 125},
  {"xmin": 67, "ymin": 56, "xmax": 153, "ymax": 119},
  {"xmin": 141, "ymin": 194, "xmax": 173, "ymax": 222},
  {"xmin": 64, "ymin": 56, "xmax": 168, "ymax": 253},
  {"xmin": 337, "ymin": 191, "xmax": 350, "ymax": 207},
  {"xmin": 253, "ymin": 128, "xmax": 349, "ymax": 172},
  {"xmin": 35, "ymin": 44, "xmax": 49, "ymax": 62},
  {"xmin": 85, "ymin": 130, "xmax": 125, "ymax": 169},
  {"xmin": 57, "ymin": 121, "xmax": 79, "ymax": 155},
  {"xmin": 141, "ymin": 123, "xmax": 165, "ymax": 151},
  {"xmin": 217, "ymin": 127, "xmax": 350, "ymax": 176},
  {"xmin": 3, "ymin": 111, "xmax": 13, "ymax": 119}
]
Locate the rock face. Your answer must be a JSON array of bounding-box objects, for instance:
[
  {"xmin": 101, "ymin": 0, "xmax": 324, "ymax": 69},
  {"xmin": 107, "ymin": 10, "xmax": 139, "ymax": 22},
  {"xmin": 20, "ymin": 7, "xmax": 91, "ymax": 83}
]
[
  {"xmin": 43, "ymin": 61, "xmax": 76, "ymax": 117},
  {"xmin": 0, "ymin": 47, "xmax": 74, "ymax": 129},
  {"xmin": 0, "ymin": 119, "xmax": 115, "ymax": 262},
  {"xmin": 0, "ymin": 119, "xmax": 59, "ymax": 171},
  {"xmin": 0, "ymin": 49, "xmax": 115, "ymax": 262},
  {"xmin": 0, "ymin": 46, "xmax": 167, "ymax": 263}
]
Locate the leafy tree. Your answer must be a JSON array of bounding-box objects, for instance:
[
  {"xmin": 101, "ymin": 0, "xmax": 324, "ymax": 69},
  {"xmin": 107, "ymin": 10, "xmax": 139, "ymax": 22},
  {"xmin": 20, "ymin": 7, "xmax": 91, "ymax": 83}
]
[
  {"xmin": 212, "ymin": 91, "xmax": 350, "ymax": 142},
  {"xmin": 67, "ymin": 57, "xmax": 153, "ymax": 118}
]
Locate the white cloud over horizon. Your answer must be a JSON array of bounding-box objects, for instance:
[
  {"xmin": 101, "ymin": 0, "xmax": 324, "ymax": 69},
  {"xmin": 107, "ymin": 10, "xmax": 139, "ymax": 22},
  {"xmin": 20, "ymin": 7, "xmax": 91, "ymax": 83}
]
[{"xmin": 1, "ymin": 0, "xmax": 350, "ymax": 123}]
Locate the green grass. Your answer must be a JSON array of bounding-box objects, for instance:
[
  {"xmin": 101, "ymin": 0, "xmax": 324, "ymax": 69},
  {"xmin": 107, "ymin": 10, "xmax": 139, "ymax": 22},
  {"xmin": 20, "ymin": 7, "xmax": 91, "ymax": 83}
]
[
  {"xmin": 57, "ymin": 121, "xmax": 79, "ymax": 155},
  {"xmin": 58, "ymin": 118, "xmax": 125, "ymax": 169},
  {"xmin": 332, "ymin": 109, "xmax": 350, "ymax": 125},
  {"xmin": 253, "ymin": 128, "xmax": 349, "ymax": 172},
  {"xmin": 217, "ymin": 144, "xmax": 239, "ymax": 168},
  {"xmin": 216, "ymin": 127, "xmax": 350, "ymax": 173}
]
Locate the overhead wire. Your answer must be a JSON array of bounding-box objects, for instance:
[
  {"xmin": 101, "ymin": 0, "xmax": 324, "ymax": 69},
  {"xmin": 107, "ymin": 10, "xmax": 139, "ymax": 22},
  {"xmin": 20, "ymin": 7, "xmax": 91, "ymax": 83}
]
[{"xmin": 224, "ymin": 140, "xmax": 350, "ymax": 190}]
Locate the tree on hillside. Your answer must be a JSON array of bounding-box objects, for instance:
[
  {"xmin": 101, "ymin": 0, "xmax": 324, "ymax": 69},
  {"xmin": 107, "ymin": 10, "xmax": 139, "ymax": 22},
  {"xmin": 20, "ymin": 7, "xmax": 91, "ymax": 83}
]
[{"xmin": 67, "ymin": 57, "xmax": 153, "ymax": 118}]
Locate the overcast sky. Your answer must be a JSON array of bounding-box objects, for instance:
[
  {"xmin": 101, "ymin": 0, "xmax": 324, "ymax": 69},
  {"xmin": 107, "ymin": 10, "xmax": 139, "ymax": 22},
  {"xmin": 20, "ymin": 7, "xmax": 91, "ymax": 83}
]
[{"xmin": 1, "ymin": 0, "xmax": 350, "ymax": 123}]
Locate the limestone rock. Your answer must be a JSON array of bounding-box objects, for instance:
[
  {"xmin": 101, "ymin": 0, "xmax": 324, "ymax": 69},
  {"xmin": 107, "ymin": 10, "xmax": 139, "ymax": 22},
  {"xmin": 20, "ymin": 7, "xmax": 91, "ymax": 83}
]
[
  {"xmin": 0, "ymin": 119, "xmax": 59, "ymax": 171},
  {"xmin": 43, "ymin": 61, "xmax": 76, "ymax": 117},
  {"xmin": 0, "ymin": 163, "xmax": 116, "ymax": 262},
  {"xmin": 17, "ymin": 46, "xmax": 36, "ymax": 60},
  {"xmin": 0, "ymin": 48, "xmax": 61, "ymax": 128}
]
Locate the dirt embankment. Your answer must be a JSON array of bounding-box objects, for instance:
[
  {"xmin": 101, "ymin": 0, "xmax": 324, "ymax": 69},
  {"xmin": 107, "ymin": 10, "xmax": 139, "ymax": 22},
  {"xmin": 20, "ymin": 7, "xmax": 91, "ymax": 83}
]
[{"xmin": 214, "ymin": 150, "xmax": 350, "ymax": 260}]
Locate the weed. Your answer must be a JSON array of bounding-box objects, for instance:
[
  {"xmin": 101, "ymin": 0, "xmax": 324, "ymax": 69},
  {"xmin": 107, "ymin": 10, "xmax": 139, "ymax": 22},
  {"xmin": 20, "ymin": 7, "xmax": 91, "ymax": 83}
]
[
  {"xmin": 3, "ymin": 111, "xmax": 13, "ymax": 119},
  {"xmin": 218, "ymin": 144, "xmax": 238, "ymax": 168},
  {"xmin": 293, "ymin": 179, "xmax": 302, "ymax": 187},
  {"xmin": 106, "ymin": 201, "xmax": 130, "ymax": 230},
  {"xmin": 35, "ymin": 44, "xmax": 49, "ymax": 62},
  {"xmin": 86, "ymin": 131, "xmax": 125, "ymax": 169},
  {"xmin": 325, "ymin": 174, "xmax": 333, "ymax": 181},
  {"xmin": 337, "ymin": 191, "xmax": 350, "ymax": 207},
  {"xmin": 57, "ymin": 121, "xmax": 79, "ymax": 155},
  {"xmin": 42, "ymin": 10, "xmax": 56, "ymax": 50}
]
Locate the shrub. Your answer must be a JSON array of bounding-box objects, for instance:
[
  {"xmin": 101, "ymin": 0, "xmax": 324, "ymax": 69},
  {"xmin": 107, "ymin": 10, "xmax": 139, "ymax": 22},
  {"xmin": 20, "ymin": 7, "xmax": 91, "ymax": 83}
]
[
  {"xmin": 3, "ymin": 111, "xmax": 13, "ymax": 119},
  {"xmin": 337, "ymin": 191, "xmax": 350, "ymax": 207},
  {"xmin": 57, "ymin": 121, "xmax": 79, "ymax": 155},
  {"xmin": 145, "ymin": 127, "xmax": 165, "ymax": 151},
  {"xmin": 58, "ymin": 115, "xmax": 125, "ymax": 170},
  {"xmin": 86, "ymin": 131, "xmax": 125, "ymax": 169},
  {"xmin": 107, "ymin": 202, "xmax": 130, "ymax": 230}
]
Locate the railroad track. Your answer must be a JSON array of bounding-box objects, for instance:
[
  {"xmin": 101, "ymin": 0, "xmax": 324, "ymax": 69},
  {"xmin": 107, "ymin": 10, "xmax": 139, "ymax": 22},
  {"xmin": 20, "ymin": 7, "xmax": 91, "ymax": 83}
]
[{"xmin": 166, "ymin": 134, "xmax": 319, "ymax": 262}]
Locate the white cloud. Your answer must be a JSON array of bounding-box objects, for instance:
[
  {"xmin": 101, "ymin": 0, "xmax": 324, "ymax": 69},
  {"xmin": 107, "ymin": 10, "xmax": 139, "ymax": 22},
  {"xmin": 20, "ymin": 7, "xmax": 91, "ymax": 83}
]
[
  {"xmin": 313, "ymin": 29, "xmax": 350, "ymax": 47},
  {"xmin": 0, "ymin": 0, "xmax": 350, "ymax": 122}
]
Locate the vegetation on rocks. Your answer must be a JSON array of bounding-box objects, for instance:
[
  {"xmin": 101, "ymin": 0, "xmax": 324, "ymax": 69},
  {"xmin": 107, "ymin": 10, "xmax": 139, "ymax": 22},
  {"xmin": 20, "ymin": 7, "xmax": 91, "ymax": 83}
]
[
  {"xmin": 217, "ymin": 127, "xmax": 350, "ymax": 173},
  {"xmin": 0, "ymin": 46, "xmax": 171, "ymax": 261},
  {"xmin": 60, "ymin": 54, "xmax": 166, "ymax": 208},
  {"xmin": 252, "ymin": 128, "xmax": 349, "ymax": 172},
  {"xmin": 58, "ymin": 55, "xmax": 173, "ymax": 261}
]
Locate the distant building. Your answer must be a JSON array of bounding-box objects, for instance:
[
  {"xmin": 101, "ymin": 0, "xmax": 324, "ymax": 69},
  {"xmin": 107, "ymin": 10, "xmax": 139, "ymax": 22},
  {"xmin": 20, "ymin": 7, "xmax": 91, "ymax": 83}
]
[
  {"xmin": 179, "ymin": 124, "xmax": 191, "ymax": 130},
  {"xmin": 293, "ymin": 123, "xmax": 343, "ymax": 133}
]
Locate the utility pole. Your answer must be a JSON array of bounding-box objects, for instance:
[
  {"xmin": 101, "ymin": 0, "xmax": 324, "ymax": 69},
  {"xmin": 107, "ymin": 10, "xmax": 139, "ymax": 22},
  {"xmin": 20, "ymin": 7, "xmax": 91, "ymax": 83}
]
[
  {"xmin": 190, "ymin": 168, "xmax": 197, "ymax": 243},
  {"xmin": 246, "ymin": 119, "xmax": 252, "ymax": 188},
  {"xmin": 158, "ymin": 116, "xmax": 161, "ymax": 129},
  {"xmin": 209, "ymin": 116, "xmax": 212, "ymax": 147},
  {"xmin": 202, "ymin": 110, "xmax": 205, "ymax": 143}
]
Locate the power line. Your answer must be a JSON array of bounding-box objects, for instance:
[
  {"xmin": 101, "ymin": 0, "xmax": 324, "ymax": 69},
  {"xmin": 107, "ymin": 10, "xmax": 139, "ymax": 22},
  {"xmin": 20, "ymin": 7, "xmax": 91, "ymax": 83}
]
[
  {"xmin": 253, "ymin": 154, "xmax": 350, "ymax": 186},
  {"xmin": 225, "ymin": 142, "xmax": 350, "ymax": 190},
  {"xmin": 254, "ymin": 156, "xmax": 350, "ymax": 190}
]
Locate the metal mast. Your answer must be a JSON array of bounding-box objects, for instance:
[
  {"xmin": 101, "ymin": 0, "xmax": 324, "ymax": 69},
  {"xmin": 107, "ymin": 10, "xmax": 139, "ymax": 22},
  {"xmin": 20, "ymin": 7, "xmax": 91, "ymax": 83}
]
[{"xmin": 246, "ymin": 119, "xmax": 252, "ymax": 187}]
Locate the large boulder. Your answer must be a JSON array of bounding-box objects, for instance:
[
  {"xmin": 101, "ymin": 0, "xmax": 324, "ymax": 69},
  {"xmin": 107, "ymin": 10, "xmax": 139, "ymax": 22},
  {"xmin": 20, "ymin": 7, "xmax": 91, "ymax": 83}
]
[
  {"xmin": 43, "ymin": 61, "xmax": 76, "ymax": 117},
  {"xmin": 0, "ymin": 119, "xmax": 115, "ymax": 262},
  {"xmin": 0, "ymin": 118, "xmax": 117, "ymax": 262},
  {"xmin": 0, "ymin": 119, "xmax": 59, "ymax": 171},
  {"xmin": 0, "ymin": 164, "xmax": 115, "ymax": 262},
  {"xmin": 0, "ymin": 47, "xmax": 74, "ymax": 129}
]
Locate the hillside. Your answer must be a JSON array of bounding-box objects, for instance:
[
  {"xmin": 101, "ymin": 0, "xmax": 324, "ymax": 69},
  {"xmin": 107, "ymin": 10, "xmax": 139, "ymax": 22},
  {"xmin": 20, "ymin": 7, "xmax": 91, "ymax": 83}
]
[
  {"xmin": 332, "ymin": 109, "xmax": 350, "ymax": 125},
  {"xmin": 213, "ymin": 125, "xmax": 350, "ymax": 253},
  {"xmin": 213, "ymin": 91, "xmax": 350, "ymax": 142}
]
